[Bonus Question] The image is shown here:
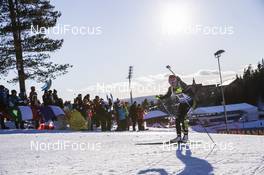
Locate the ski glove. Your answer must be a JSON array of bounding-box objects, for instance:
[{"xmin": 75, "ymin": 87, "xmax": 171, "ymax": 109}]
[{"xmin": 155, "ymin": 95, "xmax": 161, "ymax": 99}]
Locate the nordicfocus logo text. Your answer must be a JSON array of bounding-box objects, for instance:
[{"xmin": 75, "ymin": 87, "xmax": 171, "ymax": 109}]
[
  {"xmin": 30, "ymin": 140, "xmax": 102, "ymax": 151},
  {"xmin": 31, "ymin": 24, "xmax": 102, "ymax": 36}
]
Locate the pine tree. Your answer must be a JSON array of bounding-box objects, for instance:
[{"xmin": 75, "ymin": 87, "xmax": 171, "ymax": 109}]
[
  {"xmin": 0, "ymin": 0, "xmax": 72, "ymax": 97},
  {"xmin": 225, "ymin": 60, "xmax": 264, "ymax": 105}
]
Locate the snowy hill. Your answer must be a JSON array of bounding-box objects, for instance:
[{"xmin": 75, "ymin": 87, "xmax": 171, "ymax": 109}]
[{"xmin": 0, "ymin": 129, "xmax": 263, "ymax": 175}]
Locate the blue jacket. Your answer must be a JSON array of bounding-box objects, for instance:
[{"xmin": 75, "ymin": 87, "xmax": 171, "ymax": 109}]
[{"xmin": 118, "ymin": 108, "xmax": 126, "ymax": 121}]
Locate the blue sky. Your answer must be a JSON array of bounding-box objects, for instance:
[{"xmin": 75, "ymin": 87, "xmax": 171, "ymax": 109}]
[{"xmin": 3, "ymin": 0, "xmax": 264, "ymax": 101}]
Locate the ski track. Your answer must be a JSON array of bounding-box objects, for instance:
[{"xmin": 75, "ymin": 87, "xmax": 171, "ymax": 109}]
[
  {"xmin": 0, "ymin": 129, "xmax": 263, "ymax": 175},
  {"xmin": 251, "ymin": 156, "xmax": 264, "ymax": 175}
]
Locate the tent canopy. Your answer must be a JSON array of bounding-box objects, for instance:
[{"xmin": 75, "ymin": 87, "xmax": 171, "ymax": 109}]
[
  {"xmin": 18, "ymin": 106, "xmax": 33, "ymax": 120},
  {"xmin": 144, "ymin": 110, "xmax": 168, "ymax": 120}
]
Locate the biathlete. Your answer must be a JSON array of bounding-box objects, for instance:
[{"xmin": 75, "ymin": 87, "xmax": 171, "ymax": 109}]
[{"xmin": 157, "ymin": 75, "xmax": 195, "ymax": 143}]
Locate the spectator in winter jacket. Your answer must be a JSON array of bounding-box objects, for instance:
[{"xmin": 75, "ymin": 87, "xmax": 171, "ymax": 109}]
[
  {"xmin": 42, "ymin": 90, "xmax": 49, "ymax": 106},
  {"xmin": 18, "ymin": 92, "xmax": 29, "ymax": 105},
  {"xmin": 48, "ymin": 90, "xmax": 54, "ymax": 104},
  {"xmin": 113, "ymin": 98, "xmax": 121, "ymax": 129},
  {"xmin": 74, "ymin": 94, "xmax": 83, "ymax": 112},
  {"xmin": 9, "ymin": 90, "xmax": 20, "ymax": 107},
  {"xmin": 84, "ymin": 94, "xmax": 95, "ymax": 130},
  {"xmin": 123, "ymin": 102, "xmax": 129, "ymax": 131},
  {"xmin": 93, "ymin": 96, "xmax": 101, "ymax": 128},
  {"xmin": 0, "ymin": 85, "xmax": 9, "ymax": 129},
  {"xmin": 29, "ymin": 86, "xmax": 41, "ymax": 128},
  {"xmin": 99, "ymin": 99, "xmax": 108, "ymax": 131},
  {"xmin": 92, "ymin": 96, "xmax": 108, "ymax": 130},
  {"xmin": 124, "ymin": 102, "xmax": 130, "ymax": 131},
  {"xmin": 42, "ymin": 90, "xmax": 53, "ymax": 106},
  {"xmin": 137, "ymin": 104, "xmax": 145, "ymax": 131},
  {"xmin": 129, "ymin": 101, "xmax": 138, "ymax": 131},
  {"xmin": 53, "ymin": 89, "xmax": 59, "ymax": 105},
  {"xmin": 29, "ymin": 86, "xmax": 38, "ymax": 106},
  {"xmin": 9, "ymin": 90, "xmax": 24, "ymax": 129},
  {"xmin": 117, "ymin": 103, "xmax": 127, "ymax": 131},
  {"xmin": 52, "ymin": 89, "xmax": 64, "ymax": 108},
  {"xmin": 83, "ymin": 96, "xmax": 94, "ymax": 130},
  {"xmin": 105, "ymin": 98, "xmax": 113, "ymax": 131}
]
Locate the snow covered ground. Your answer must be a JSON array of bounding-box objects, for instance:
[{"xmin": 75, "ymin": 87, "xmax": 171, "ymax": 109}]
[{"xmin": 0, "ymin": 128, "xmax": 264, "ymax": 175}]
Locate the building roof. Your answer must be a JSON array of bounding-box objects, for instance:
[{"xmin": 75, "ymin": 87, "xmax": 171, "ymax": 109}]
[{"xmin": 192, "ymin": 103, "xmax": 258, "ymax": 115}]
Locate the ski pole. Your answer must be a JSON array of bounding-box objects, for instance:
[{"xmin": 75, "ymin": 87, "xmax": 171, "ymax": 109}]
[
  {"xmin": 192, "ymin": 114, "xmax": 216, "ymax": 144},
  {"xmin": 158, "ymin": 99, "xmax": 175, "ymax": 118},
  {"xmin": 158, "ymin": 99, "xmax": 178, "ymax": 128},
  {"xmin": 166, "ymin": 65, "xmax": 176, "ymax": 76},
  {"xmin": 176, "ymin": 94, "xmax": 216, "ymax": 144}
]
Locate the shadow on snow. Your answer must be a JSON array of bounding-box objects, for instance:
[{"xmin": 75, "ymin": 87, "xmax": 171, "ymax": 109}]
[{"xmin": 138, "ymin": 145, "xmax": 214, "ymax": 175}]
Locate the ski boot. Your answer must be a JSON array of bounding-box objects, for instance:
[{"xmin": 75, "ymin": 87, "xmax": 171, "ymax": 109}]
[{"xmin": 170, "ymin": 135, "xmax": 182, "ymax": 143}]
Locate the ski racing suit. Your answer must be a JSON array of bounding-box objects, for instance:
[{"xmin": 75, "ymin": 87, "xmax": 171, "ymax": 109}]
[{"xmin": 160, "ymin": 84, "xmax": 194, "ymax": 136}]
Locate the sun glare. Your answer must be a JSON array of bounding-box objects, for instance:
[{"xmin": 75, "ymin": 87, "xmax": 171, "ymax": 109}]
[{"xmin": 161, "ymin": 3, "xmax": 192, "ymax": 36}]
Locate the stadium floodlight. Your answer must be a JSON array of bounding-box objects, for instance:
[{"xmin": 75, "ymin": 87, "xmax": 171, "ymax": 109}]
[
  {"xmin": 214, "ymin": 49, "xmax": 228, "ymax": 132},
  {"xmin": 127, "ymin": 66, "xmax": 133, "ymax": 104}
]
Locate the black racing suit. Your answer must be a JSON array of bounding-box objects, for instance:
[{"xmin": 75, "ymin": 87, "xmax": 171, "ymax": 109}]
[{"xmin": 160, "ymin": 85, "xmax": 193, "ymax": 136}]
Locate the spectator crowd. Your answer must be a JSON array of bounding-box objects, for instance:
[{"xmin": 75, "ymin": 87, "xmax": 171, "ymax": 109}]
[{"xmin": 0, "ymin": 85, "xmax": 148, "ymax": 131}]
